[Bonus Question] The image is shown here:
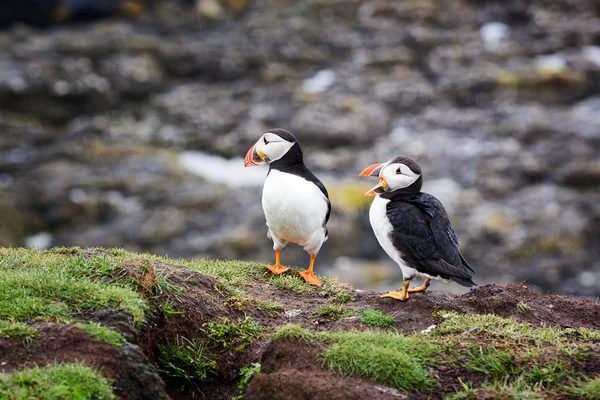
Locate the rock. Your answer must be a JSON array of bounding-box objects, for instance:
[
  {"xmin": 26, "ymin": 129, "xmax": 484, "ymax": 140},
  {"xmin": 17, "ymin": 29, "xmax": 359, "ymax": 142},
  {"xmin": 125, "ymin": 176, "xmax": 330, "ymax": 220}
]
[{"xmin": 290, "ymin": 95, "xmax": 391, "ymax": 147}]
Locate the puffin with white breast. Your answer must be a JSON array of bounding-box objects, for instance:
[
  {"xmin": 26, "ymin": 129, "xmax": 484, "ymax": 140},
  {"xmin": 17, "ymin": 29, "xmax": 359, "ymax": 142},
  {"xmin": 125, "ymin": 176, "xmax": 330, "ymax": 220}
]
[
  {"xmin": 244, "ymin": 129, "xmax": 330, "ymax": 286},
  {"xmin": 360, "ymin": 156, "xmax": 475, "ymax": 301}
]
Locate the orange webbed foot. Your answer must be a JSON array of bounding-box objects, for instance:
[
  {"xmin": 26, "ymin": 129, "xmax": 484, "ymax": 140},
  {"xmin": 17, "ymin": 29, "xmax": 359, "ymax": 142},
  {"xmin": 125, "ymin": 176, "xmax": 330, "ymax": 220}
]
[
  {"xmin": 407, "ymin": 278, "xmax": 431, "ymax": 293},
  {"xmin": 380, "ymin": 280, "xmax": 411, "ymax": 301},
  {"xmin": 299, "ymin": 270, "xmax": 322, "ymax": 286},
  {"xmin": 266, "ymin": 264, "xmax": 289, "ymax": 275},
  {"xmin": 380, "ymin": 291, "xmax": 409, "ymax": 301}
]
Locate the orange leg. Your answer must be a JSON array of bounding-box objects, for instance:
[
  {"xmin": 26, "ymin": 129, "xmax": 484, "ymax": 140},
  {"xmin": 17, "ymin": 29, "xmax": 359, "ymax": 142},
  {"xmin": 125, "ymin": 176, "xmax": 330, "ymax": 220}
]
[
  {"xmin": 408, "ymin": 278, "xmax": 431, "ymax": 293},
  {"xmin": 265, "ymin": 249, "xmax": 289, "ymax": 275},
  {"xmin": 380, "ymin": 279, "xmax": 410, "ymax": 301},
  {"xmin": 299, "ymin": 255, "xmax": 322, "ymax": 286}
]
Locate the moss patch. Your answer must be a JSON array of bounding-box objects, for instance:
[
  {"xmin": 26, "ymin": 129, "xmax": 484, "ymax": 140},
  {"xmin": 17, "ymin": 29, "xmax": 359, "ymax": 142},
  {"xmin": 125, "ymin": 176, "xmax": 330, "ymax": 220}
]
[
  {"xmin": 0, "ymin": 320, "xmax": 36, "ymax": 338},
  {"xmin": 0, "ymin": 248, "xmax": 145, "ymax": 324},
  {"xmin": 0, "ymin": 363, "xmax": 115, "ymax": 399},
  {"xmin": 75, "ymin": 322, "xmax": 125, "ymax": 347},
  {"xmin": 360, "ymin": 309, "xmax": 395, "ymax": 328},
  {"xmin": 320, "ymin": 330, "xmax": 437, "ymax": 391}
]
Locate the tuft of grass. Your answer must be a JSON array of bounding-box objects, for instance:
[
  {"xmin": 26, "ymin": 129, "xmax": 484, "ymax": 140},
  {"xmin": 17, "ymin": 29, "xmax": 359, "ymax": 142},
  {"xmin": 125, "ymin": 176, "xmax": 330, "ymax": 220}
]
[
  {"xmin": 332, "ymin": 292, "xmax": 356, "ymax": 304},
  {"xmin": 360, "ymin": 309, "xmax": 395, "ymax": 328},
  {"xmin": 76, "ymin": 322, "xmax": 125, "ymax": 347},
  {"xmin": 232, "ymin": 363, "xmax": 261, "ymax": 400},
  {"xmin": 523, "ymin": 362, "xmax": 569, "ymax": 389},
  {"xmin": 320, "ymin": 330, "xmax": 437, "ymax": 391},
  {"xmin": 221, "ymin": 285, "xmax": 283, "ymax": 313},
  {"xmin": 268, "ymin": 272, "xmax": 313, "ymax": 293},
  {"xmin": 314, "ymin": 305, "xmax": 347, "ymax": 319},
  {"xmin": 272, "ymin": 324, "xmax": 315, "ymax": 343},
  {"xmin": 203, "ymin": 316, "xmax": 263, "ymax": 351},
  {"xmin": 0, "ymin": 363, "xmax": 115, "ymax": 399},
  {"xmin": 465, "ymin": 345, "xmax": 516, "ymax": 378},
  {"xmin": 0, "ymin": 248, "xmax": 146, "ymax": 325},
  {"xmin": 517, "ymin": 301, "xmax": 534, "ymax": 312},
  {"xmin": 0, "ymin": 320, "xmax": 36, "ymax": 338},
  {"xmin": 157, "ymin": 336, "xmax": 216, "ymax": 384},
  {"xmin": 568, "ymin": 376, "xmax": 600, "ymax": 399}
]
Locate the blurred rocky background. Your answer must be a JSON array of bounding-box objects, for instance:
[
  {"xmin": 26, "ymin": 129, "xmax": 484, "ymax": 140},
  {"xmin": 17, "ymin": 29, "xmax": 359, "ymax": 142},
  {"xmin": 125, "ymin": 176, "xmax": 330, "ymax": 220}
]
[{"xmin": 1, "ymin": 0, "xmax": 599, "ymax": 297}]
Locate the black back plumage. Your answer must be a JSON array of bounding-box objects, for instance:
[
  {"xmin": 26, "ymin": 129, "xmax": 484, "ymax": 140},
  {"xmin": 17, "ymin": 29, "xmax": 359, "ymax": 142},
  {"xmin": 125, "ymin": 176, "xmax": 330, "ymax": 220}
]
[
  {"xmin": 267, "ymin": 129, "xmax": 331, "ymax": 228},
  {"xmin": 386, "ymin": 191, "xmax": 475, "ymax": 287}
]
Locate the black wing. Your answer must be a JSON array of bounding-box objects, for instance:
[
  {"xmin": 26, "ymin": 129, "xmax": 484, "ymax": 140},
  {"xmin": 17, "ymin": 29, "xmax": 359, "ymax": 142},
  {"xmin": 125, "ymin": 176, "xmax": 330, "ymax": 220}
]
[{"xmin": 386, "ymin": 195, "xmax": 474, "ymax": 286}]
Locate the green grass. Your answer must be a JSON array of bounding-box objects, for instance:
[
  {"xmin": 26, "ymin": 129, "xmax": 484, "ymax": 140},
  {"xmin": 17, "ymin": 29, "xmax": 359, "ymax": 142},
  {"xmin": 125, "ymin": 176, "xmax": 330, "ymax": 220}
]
[
  {"xmin": 203, "ymin": 316, "xmax": 264, "ymax": 351},
  {"xmin": 0, "ymin": 248, "xmax": 146, "ymax": 324},
  {"xmin": 0, "ymin": 363, "xmax": 115, "ymax": 399},
  {"xmin": 0, "ymin": 320, "xmax": 36, "ymax": 338},
  {"xmin": 272, "ymin": 324, "xmax": 316, "ymax": 343},
  {"xmin": 76, "ymin": 323, "xmax": 125, "ymax": 347},
  {"xmin": 320, "ymin": 330, "xmax": 437, "ymax": 391},
  {"xmin": 314, "ymin": 305, "xmax": 347, "ymax": 319},
  {"xmin": 568, "ymin": 376, "xmax": 600, "ymax": 399},
  {"xmin": 517, "ymin": 301, "xmax": 534, "ymax": 312},
  {"xmin": 232, "ymin": 363, "xmax": 261, "ymax": 400},
  {"xmin": 332, "ymin": 292, "xmax": 356, "ymax": 304},
  {"xmin": 157, "ymin": 336, "xmax": 216, "ymax": 384},
  {"xmin": 360, "ymin": 309, "xmax": 395, "ymax": 328},
  {"xmin": 464, "ymin": 345, "xmax": 516, "ymax": 378}
]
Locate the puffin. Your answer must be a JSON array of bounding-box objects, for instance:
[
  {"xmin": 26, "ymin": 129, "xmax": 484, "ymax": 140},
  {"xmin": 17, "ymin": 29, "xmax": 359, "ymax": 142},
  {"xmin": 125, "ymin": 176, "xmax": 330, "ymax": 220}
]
[
  {"xmin": 244, "ymin": 129, "xmax": 330, "ymax": 286},
  {"xmin": 359, "ymin": 156, "xmax": 475, "ymax": 301}
]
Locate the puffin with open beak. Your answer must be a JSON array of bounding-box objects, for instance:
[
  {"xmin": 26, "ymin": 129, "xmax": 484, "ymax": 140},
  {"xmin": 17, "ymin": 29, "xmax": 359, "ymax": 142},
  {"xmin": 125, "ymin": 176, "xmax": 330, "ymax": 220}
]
[
  {"xmin": 244, "ymin": 129, "xmax": 330, "ymax": 286},
  {"xmin": 360, "ymin": 156, "xmax": 475, "ymax": 301}
]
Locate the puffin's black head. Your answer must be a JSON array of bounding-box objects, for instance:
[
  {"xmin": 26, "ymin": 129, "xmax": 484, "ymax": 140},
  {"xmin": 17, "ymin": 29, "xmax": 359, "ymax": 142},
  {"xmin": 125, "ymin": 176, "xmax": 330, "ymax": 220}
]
[
  {"xmin": 359, "ymin": 155, "xmax": 423, "ymax": 196},
  {"xmin": 244, "ymin": 128, "xmax": 301, "ymax": 167}
]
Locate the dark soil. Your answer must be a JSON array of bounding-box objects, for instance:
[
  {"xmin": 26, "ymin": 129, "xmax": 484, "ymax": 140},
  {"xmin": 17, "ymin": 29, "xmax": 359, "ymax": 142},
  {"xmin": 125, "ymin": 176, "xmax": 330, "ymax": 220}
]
[{"xmin": 0, "ymin": 323, "xmax": 168, "ymax": 400}]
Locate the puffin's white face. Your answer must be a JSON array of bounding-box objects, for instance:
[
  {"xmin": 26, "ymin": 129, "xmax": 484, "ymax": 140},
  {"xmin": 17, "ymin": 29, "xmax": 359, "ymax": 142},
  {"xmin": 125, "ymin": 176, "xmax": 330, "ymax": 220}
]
[
  {"xmin": 359, "ymin": 157, "xmax": 422, "ymax": 196},
  {"xmin": 380, "ymin": 162, "xmax": 421, "ymax": 191},
  {"xmin": 244, "ymin": 132, "xmax": 295, "ymax": 167}
]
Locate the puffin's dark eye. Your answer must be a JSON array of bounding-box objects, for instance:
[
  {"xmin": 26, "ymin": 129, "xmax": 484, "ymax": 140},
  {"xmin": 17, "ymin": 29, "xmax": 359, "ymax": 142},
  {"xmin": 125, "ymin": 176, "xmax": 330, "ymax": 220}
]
[
  {"xmin": 396, "ymin": 167, "xmax": 401, "ymax": 174},
  {"xmin": 263, "ymin": 137, "xmax": 269, "ymax": 145}
]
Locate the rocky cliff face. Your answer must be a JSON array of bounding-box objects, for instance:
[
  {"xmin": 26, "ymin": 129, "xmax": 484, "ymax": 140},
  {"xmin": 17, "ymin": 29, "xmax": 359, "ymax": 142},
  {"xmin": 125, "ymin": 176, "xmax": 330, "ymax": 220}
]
[{"xmin": 0, "ymin": 0, "xmax": 599, "ymax": 296}]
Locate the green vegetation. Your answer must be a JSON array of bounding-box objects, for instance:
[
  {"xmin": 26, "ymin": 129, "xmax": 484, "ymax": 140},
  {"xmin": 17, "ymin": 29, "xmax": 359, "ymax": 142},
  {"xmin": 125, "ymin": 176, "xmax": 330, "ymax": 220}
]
[
  {"xmin": 332, "ymin": 292, "xmax": 356, "ymax": 304},
  {"xmin": 0, "ymin": 320, "xmax": 36, "ymax": 338},
  {"xmin": 76, "ymin": 323, "xmax": 125, "ymax": 347},
  {"xmin": 157, "ymin": 336, "xmax": 216, "ymax": 384},
  {"xmin": 517, "ymin": 301, "xmax": 534, "ymax": 311},
  {"xmin": 437, "ymin": 311, "xmax": 600, "ymax": 399},
  {"xmin": 568, "ymin": 376, "xmax": 600, "ymax": 399},
  {"xmin": 360, "ymin": 309, "xmax": 395, "ymax": 328},
  {"xmin": 0, "ymin": 363, "xmax": 115, "ymax": 399},
  {"xmin": 222, "ymin": 285, "xmax": 283, "ymax": 313},
  {"xmin": 232, "ymin": 363, "xmax": 261, "ymax": 400},
  {"xmin": 274, "ymin": 311, "xmax": 600, "ymax": 397},
  {"xmin": 203, "ymin": 316, "xmax": 264, "ymax": 351},
  {"xmin": 0, "ymin": 248, "xmax": 145, "ymax": 324},
  {"xmin": 321, "ymin": 330, "xmax": 436, "ymax": 391},
  {"xmin": 272, "ymin": 325, "xmax": 437, "ymax": 391},
  {"xmin": 272, "ymin": 324, "xmax": 315, "ymax": 343},
  {"xmin": 314, "ymin": 304, "xmax": 347, "ymax": 319}
]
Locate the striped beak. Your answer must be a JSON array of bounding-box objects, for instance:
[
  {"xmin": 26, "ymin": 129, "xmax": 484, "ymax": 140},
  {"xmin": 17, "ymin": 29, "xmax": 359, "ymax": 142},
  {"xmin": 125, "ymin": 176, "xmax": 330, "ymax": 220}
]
[{"xmin": 244, "ymin": 144, "xmax": 265, "ymax": 167}]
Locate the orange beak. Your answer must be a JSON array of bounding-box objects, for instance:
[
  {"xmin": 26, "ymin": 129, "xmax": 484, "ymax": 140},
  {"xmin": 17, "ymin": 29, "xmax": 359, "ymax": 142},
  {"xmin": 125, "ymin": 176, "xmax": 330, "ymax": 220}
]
[
  {"xmin": 359, "ymin": 163, "xmax": 383, "ymax": 177},
  {"xmin": 244, "ymin": 144, "xmax": 260, "ymax": 167},
  {"xmin": 365, "ymin": 177, "xmax": 388, "ymax": 196}
]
